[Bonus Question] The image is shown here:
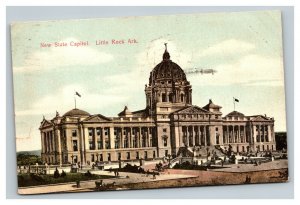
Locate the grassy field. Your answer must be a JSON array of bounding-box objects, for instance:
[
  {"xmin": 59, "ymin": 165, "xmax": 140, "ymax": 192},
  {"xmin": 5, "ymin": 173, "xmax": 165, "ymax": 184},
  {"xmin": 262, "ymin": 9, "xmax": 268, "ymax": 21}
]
[{"xmin": 18, "ymin": 172, "xmax": 115, "ymax": 187}]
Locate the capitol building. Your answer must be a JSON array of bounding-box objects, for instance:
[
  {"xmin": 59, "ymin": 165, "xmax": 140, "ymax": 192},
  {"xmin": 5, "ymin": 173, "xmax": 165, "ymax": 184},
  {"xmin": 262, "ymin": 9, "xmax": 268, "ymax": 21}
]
[{"xmin": 39, "ymin": 46, "xmax": 276, "ymax": 165}]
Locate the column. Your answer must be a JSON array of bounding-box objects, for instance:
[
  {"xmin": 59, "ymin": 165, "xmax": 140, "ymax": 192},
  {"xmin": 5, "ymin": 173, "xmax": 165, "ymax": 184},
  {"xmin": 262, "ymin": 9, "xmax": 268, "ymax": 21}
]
[
  {"xmin": 204, "ymin": 126, "xmax": 207, "ymax": 146},
  {"xmin": 192, "ymin": 126, "xmax": 196, "ymax": 146},
  {"xmin": 259, "ymin": 125, "xmax": 261, "ymax": 142},
  {"xmin": 238, "ymin": 126, "xmax": 241, "ymax": 143},
  {"xmin": 120, "ymin": 127, "xmax": 124, "ymax": 148},
  {"xmin": 127, "ymin": 127, "xmax": 132, "ymax": 148},
  {"xmin": 179, "ymin": 126, "xmax": 183, "ymax": 147},
  {"xmin": 187, "ymin": 127, "xmax": 190, "ymax": 147},
  {"xmin": 52, "ymin": 130, "xmax": 56, "ymax": 153},
  {"xmin": 41, "ymin": 132, "xmax": 45, "ymax": 153},
  {"xmin": 94, "ymin": 128, "xmax": 98, "ymax": 150},
  {"xmin": 80, "ymin": 125, "xmax": 86, "ymax": 165},
  {"xmin": 262, "ymin": 124, "xmax": 265, "ymax": 142},
  {"xmin": 138, "ymin": 127, "xmax": 141, "ymax": 148},
  {"xmin": 84, "ymin": 127, "xmax": 89, "ymax": 151},
  {"xmin": 227, "ymin": 126, "xmax": 229, "ymax": 143},
  {"xmin": 147, "ymin": 127, "xmax": 150, "ymax": 147},
  {"xmin": 271, "ymin": 125, "xmax": 275, "ymax": 142},
  {"xmin": 197, "ymin": 126, "xmax": 201, "ymax": 146},
  {"xmin": 109, "ymin": 127, "xmax": 114, "ymax": 149},
  {"xmin": 140, "ymin": 127, "xmax": 143, "ymax": 148},
  {"xmin": 102, "ymin": 127, "xmax": 106, "ymax": 150},
  {"xmin": 48, "ymin": 132, "xmax": 51, "ymax": 152},
  {"xmin": 56, "ymin": 129, "xmax": 62, "ymax": 165},
  {"xmin": 267, "ymin": 125, "xmax": 271, "ymax": 142},
  {"xmin": 253, "ymin": 125, "xmax": 257, "ymax": 143},
  {"xmin": 244, "ymin": 125, "xmax": 246, "ymax": 143}
]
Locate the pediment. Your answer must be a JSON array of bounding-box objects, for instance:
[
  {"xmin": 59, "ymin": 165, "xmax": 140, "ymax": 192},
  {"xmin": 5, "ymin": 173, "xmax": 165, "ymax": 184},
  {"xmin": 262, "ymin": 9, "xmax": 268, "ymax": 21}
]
[
  {"xmin": 251, "ymin": 115, "xmax": 270, "ymax": 121},
  {"xmin": 39, "ymin": 119, "xmax": 53, "ymax": 129},
  {"xmin": 175, "ymin": 106, "xmax": 210, "ymax": 114},
  {"xmin": 83, "ymin": 114, "xmax": 111, "ymax": 122}
]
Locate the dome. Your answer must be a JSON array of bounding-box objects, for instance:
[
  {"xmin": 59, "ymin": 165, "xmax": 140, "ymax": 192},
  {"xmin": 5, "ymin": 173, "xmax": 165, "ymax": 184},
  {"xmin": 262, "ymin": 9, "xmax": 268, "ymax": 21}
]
[
  {"xmin": 63, "ymin": 108, "xmax": 90, "ymax": 117},
  {"xmin": 149, "ymin": 45, "xmax": 187, "ymax": 84},
  {"xmin": 226, "ymin": 110, "xmax": 245, "ymax": 117}
]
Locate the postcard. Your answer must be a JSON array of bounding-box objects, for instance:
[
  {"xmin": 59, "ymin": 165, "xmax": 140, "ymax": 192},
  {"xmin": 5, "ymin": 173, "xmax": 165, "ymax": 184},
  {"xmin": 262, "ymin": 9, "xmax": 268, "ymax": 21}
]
[{"xmin": 11, "ymin": 10, "xmax": 288, "ymax": 195}]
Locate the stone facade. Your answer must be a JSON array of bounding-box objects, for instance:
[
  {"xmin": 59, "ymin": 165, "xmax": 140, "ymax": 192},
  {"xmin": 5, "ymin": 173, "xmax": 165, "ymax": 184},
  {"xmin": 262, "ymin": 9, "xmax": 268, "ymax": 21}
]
[{"xmin": 39, "ymin": 47, "xmax": 276, "ymax": 165}]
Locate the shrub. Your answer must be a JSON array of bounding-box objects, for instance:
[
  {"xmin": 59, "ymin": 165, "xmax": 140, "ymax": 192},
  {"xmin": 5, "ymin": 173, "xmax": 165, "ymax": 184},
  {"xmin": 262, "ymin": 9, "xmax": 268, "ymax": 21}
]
[
  {"xmin": 53, "ymin": 168, "xmax": 60, "ymax": 178},
  {"xmin": 60, "ymin": 170, "xmax": 66, "ymax": 177},
  {"xmin": 84, "ymin": 170, "xmax": 93, "ymax": 177}
]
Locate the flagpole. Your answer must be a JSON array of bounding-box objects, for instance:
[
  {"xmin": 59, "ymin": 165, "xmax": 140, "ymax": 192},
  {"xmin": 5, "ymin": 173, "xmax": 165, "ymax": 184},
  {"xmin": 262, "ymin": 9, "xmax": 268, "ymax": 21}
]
[
  {"xmin": 233, "ymin": 97, "xmax": 235, "ymax": 111},
  {"xmin": 74, "ymin": 94, "xmax": 76, "ymax": 109}
]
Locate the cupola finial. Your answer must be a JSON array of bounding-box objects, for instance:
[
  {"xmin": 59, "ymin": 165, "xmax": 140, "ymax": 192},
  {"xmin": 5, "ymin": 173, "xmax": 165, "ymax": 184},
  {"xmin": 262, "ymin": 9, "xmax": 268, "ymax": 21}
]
[{"xmin": 163, "ymin": 43, "xmax": 170, "ymax": 60}]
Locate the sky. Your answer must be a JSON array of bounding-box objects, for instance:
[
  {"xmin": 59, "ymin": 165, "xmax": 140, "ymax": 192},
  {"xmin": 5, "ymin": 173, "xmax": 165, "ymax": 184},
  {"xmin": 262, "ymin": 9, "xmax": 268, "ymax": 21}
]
[{"xmin": 11, "ymin": 10, "xmax": 286, "ymax": 151}]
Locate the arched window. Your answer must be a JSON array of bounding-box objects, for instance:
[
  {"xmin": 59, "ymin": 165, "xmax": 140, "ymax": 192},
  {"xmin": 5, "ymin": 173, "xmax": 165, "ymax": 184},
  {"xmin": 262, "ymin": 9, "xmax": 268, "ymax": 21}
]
[
  {"xmin": 181, "ymin": 93, "xmax": 184, "ymax": 102},
  {"xmin": 162, "ymin": 93, "xmax": 167, "ymax": 102},
  {"xmin": 169, "ymin": 93, "xmax": 173, "ymax": 102}
]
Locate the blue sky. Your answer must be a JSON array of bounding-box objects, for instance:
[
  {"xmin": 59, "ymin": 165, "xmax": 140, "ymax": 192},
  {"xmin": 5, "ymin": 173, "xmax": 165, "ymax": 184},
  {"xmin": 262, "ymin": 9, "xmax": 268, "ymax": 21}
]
[{"xmin": 11, "ymin": 10, "xmax": 286, "ymax": 151}]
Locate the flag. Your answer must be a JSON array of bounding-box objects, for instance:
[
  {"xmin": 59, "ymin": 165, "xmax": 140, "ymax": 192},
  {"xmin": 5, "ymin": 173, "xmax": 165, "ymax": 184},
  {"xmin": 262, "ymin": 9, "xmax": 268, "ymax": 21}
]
[
  {"xmin": 234, "ymin": 98, "xmax": 239, "ymax": 102},
  {"xmin": 75, "ymin": 91, "xmax": 81, "ymax": 97}
]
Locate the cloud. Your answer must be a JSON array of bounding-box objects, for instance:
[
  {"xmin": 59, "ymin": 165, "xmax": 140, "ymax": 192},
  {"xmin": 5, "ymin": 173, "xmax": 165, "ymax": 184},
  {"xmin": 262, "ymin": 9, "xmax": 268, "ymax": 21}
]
[
  {"xmin": 136, "ymin": 38, "xmax": 193, "ymax": 75},
  {"xmin": 15, "ymin": 84, "xmax": 128, "ymax": 117},
  {"xmin": 189, "ymin": 54, "xmax": 284, "ymax": 87},
  {"xmin": 199, "ymin": 39, "xmax": 256, "ymax": 58},
  {"xmin": 13, "ymin": 38, "xmax": 113, "ymax": 73}
]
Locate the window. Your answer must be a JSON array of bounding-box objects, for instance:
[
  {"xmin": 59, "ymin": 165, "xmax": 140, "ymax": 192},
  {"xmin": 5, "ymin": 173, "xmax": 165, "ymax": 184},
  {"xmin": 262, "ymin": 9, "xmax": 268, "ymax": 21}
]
[
  {"xmin": 153, "ymin": 151, "xmax": 156, "ymax": 158},
  {"xmin": 105, "ymin": 130, "xmax": 108, "ymax": 135},
  {"xmin": 169, "ymin": 93, "xmax": 173, "ymax": 102},
  {"xmin": 215, "ymin": 127, "xmax": 218, "ymax": 131},
  {"xmin": 74, "ymin": 156, "xmax": 78, "ymax": 163},
  {"xmin": 144, "ymin": 151, "xmax": 148, "ymax": 159},
  {"xmin": 107, "ymin": 153, "xmax": 111, "ymax": 161},
  {"xmin": 91, "ymin": 154, "xmax": 95, "ymax": 162},
  {"xmin": 96, "ymin": 128, "xmax": 101, "ymax": 136},
  {"xmin": 89, "ymin": 141, "xmax": 94, "ymax": 150},
  {"xmin": 88, "ymin": 129, "xmax": 93, "ymax": 136},
  {"xmin": 127, "ymin": 152, "xmax": 130, "ymax": 160},
  {"xmin": 72, "ymin": 130, "xmax": 77, "ymax": 137},
  {"xmin": 163, "ymin": 128, "xmax": 167, "ymax": 132},
  {"xmin": 181, "ymin": 94, "xmax": 184, "ymax": 102},
  {"xmin": 100, "ymin": 154, "xmax": 103, "ymax": 161},
  {"xmin": 216, "ymin": 133, "xmax": 220, "ymax": 144},
  {"xmin": 162, "ymin": 93, "xmax": 167, "ymax": 102},
  {"xmin": 105, "ymin": 140, "xmax": 110, "ymax": 149},
  {"xmin": 136, "ymin": 152, "xmax": 139, "ymax": 159},
  {"xmin": 165, "ymin": 150, "xmax": 168, "ymax": 157},
  {"xmin": 118, "ymin": 153, "xmax": 121, "ymax": 160},
  {"xmin": 97, "ymin": 141, "xmax": 102, "ymax": 149},
  {"xmin": 163, "ymin": 137, "xmax": 168, "ymax": 147},
  {"xmin": 73, "ymin": 140, "xmax": 78, "ymax": 151}
]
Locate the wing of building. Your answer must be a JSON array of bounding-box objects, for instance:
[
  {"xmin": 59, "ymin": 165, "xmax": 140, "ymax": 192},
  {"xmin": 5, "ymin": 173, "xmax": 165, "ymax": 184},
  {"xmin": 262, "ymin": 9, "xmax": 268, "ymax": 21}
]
[{"xmin": 39, "ymin": 46, "xmax": 276, "ymax": 165}]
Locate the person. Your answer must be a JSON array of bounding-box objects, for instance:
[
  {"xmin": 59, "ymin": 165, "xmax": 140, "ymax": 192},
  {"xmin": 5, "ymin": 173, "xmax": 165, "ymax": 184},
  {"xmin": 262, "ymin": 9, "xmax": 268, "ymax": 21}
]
[{"xmin": 153, "ymin": 173, "xmax": 156, "ymax": 179}]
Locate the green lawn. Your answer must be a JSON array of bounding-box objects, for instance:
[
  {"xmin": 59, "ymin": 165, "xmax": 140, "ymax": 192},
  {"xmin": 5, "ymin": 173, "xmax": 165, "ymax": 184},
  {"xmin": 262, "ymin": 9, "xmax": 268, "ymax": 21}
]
[{"xmin": 18, "ymin": 172, "xmax": 114, "ymax": 187}]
